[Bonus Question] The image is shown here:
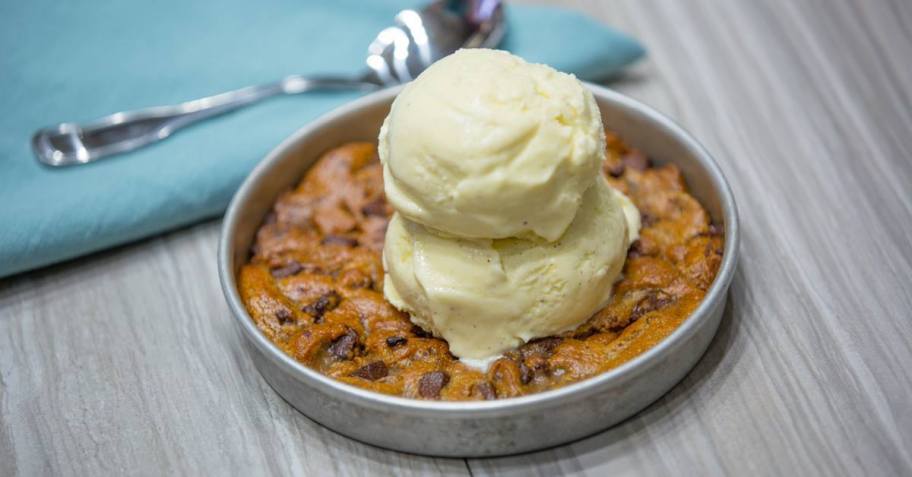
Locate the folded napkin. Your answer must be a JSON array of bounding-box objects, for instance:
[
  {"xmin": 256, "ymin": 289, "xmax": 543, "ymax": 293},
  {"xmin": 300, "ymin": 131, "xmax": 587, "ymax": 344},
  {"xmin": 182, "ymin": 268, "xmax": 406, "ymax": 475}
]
[{"xmin": 0, "ymin": 0, "xmax": 644, "ymax": 278}]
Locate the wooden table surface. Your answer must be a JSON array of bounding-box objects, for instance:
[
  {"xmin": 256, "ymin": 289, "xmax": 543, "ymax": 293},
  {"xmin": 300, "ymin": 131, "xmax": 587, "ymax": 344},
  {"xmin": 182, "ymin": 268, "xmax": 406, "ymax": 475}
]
[{"xmin": 3, "ymin": 0, "xmax": 911, "ymax": 475}]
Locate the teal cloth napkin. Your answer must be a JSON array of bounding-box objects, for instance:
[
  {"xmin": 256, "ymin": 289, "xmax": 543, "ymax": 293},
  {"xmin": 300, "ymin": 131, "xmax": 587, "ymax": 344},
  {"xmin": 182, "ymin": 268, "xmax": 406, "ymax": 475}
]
[{"xmin": 0, "ymin": 0, "xmax": 644, "ymax": 278}]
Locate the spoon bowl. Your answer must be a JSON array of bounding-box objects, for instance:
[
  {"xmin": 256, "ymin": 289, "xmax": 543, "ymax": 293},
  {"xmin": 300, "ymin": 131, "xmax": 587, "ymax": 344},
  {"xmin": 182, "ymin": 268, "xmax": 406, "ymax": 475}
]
[{"xmin": 366, "ymin": 0, "xmax": 505, "ymax": 85}]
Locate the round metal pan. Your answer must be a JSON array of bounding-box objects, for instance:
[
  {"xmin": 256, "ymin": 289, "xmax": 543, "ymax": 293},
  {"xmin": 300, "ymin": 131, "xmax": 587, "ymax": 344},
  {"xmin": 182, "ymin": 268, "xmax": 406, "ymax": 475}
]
[{"xmin": 218, "ymin": 84, "xmax": 739, "ymax": 457}]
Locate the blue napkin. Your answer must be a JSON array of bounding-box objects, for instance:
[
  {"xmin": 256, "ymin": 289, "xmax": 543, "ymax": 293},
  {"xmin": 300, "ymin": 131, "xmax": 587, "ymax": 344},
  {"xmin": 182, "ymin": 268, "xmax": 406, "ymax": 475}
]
[{"xmin": 0, "ymin": 0, "xmax": 644, "ymax": 278}]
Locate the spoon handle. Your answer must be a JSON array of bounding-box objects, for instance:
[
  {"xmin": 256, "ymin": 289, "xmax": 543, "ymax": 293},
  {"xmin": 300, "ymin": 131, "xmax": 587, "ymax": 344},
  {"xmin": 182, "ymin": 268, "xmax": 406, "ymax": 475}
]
[{"xmin": 31, "ymin": 74, "xmax": 378, "ymax": 167}]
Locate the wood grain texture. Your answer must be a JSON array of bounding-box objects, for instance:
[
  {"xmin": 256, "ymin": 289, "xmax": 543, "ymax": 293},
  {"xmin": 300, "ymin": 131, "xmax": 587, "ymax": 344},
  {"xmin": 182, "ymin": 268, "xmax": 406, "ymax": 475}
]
[{"xmin": 2, "ymin": 0, "xmax": 911, "ymax": 475}]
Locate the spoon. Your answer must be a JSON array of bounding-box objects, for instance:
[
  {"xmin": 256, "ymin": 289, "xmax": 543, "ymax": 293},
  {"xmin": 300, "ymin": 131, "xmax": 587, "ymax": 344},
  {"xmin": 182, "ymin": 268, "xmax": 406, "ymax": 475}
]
[{"xmin": 32, "ymin": 0, "xmax": 505, "ymax": 167}]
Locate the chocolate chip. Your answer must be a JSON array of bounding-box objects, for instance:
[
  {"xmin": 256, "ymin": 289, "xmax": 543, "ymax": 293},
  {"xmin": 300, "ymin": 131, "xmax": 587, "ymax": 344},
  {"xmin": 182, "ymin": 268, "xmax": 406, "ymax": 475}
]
[
  {"xmin": 521, "ymin": 337, "xmax": 561, "ymax": 358},
  {"xmin": 606, "ymin": 162, "xmax": 625, "ymax": 178},
  {"xmin": 329, "ymin": 329, "xmax": 359, "ymax": 360},
  {"xmin": 321, "ymin": 235, "xmax": 359, "ymax": 247},
  {"xmin": 270, "ymin": 261, "xmax": 304, "ymax": 278},
  {"xmin": 274, "ymin": 308, "xmax": 294, "ymax": 325},
  {"xmin": 519, "ymin": 362, "xmax": 533, "ymax": 385},
  {"xmin": 708, "ymin": 223, "xmax": 724, "ymax": 236},
  {"xmin": 630, "ymin": 291, "xmax": 674, "ymax": 321},
  {"xmin": 386, "ymin": 336, "xmax": 407, "ymax": 348},
  {"xmin": 622, "ymin": 150, "xmax": 651, "ymax": 171},
  {"xmin": 477, "ymin": 382, "xmax": 497, "ymax": 400},
  {"xmin": 418, "ymin": 371, "xmax": 450, "ymax": 399},
  {"xmin": 351, "ymin": 361, "xmax": 388, "ymax": 381},
  {"xmin": 410, "ymin": 325, "xmax": 432, "ymax": 338},
  {"xmin": 302, "ymin": 291, "xmax": 341, "ymax": 323},
  {"xmin": 361, "ymin": 198, "xmax": 388, "ymax": 217},
  {"xmin": 640, "ymin": 212, "xmax": 658, "ymax": 227}
]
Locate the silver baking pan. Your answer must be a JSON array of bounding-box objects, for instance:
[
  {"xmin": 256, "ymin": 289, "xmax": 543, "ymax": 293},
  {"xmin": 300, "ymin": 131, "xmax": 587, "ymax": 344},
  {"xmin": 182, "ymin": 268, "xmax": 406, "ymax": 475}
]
[{"xmin": 218, "ymin": 84, "xmax": 739, "ymax": 457}]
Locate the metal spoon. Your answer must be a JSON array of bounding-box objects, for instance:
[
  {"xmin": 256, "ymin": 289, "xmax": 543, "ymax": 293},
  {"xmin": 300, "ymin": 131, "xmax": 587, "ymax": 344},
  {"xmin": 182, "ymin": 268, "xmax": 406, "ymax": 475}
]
[{"xmin": 32, "ymin": 0, "xmax": 505, "ymax": 167}]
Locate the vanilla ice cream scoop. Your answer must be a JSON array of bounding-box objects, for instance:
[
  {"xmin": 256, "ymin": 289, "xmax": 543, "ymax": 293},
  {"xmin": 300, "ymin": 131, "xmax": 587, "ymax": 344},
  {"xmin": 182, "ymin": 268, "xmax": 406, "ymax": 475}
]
[
  {"xmin": 383, "ymin": 178, "xmax": 640, "ymax": 361},
  {"xmin": 379, "ymin": 49, "xmax": 605, "ymax": 242},
  {"xmin": 379, "ymin": 49, "xmax": 642, "ymax": 364}
]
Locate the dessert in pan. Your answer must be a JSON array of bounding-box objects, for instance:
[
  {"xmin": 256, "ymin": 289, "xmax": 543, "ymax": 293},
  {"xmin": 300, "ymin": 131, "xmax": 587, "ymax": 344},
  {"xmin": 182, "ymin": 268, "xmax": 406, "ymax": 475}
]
[{"xmin": 238, "ymin": 50, "xmax": 723, "ymax": 401}]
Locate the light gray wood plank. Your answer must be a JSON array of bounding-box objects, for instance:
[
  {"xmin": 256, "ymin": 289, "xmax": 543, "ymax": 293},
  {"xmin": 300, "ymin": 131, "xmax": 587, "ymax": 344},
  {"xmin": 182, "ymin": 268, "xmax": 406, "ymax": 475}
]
[{"xmin": 3, "ymin": 0, "xmax": 912, "ymax": 475}]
